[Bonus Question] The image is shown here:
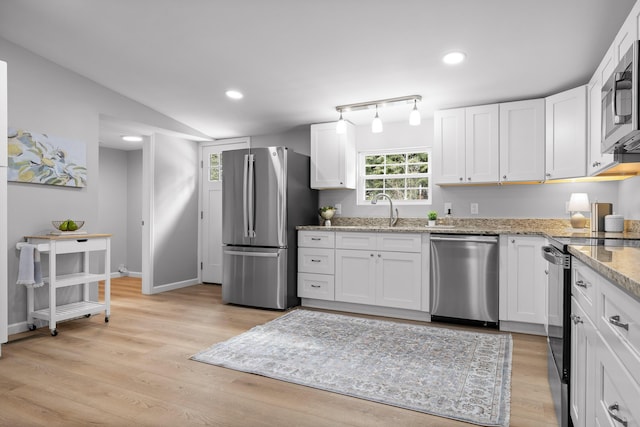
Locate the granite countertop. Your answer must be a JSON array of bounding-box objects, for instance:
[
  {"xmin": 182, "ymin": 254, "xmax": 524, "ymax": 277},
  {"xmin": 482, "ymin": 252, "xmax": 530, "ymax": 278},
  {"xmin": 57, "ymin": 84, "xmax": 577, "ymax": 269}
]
[
  {"xmin": 569, "ymin": 245, "xmax": 640, "ymax": 302},
  {"xmin": 297, "ymin": 217, "xmax": 640, "ymax": 300}
]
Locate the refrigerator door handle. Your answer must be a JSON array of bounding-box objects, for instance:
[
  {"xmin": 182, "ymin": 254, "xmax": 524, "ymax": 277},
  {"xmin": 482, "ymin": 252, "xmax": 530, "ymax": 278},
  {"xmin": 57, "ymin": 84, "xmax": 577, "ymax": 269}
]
[
  {"xmin": 242, "ymin": 154, "xmax": 249, "ymax": 238},
  {"xmin": 224, "ymin": 250, "xmax": 279, "ymax": 258},
  {"xmin": 247, "ymin": 154, "xmax": 256, "ymax": 238}
]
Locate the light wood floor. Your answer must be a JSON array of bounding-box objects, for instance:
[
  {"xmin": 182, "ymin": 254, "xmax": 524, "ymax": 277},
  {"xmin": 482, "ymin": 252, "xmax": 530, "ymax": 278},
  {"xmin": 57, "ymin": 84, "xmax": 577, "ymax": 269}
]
[{"xmin": 0, "ymin": 277, "xmax": 558, "ymax": 426}]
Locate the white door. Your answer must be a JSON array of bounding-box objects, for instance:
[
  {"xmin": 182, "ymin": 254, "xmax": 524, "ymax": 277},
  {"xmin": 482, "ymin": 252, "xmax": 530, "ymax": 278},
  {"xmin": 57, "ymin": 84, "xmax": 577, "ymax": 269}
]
[{"xmin": 200, "ymin": 139, "xmax": 249, "ymax": 283}]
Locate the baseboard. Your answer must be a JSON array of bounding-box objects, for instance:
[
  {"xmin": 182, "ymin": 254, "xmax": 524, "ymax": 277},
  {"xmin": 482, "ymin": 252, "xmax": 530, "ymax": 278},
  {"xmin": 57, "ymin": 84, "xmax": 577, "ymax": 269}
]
[
  {"xmin": 128, "ymin": 271, "xmax": 142, "ymax": 278},
  {"xmin": 301, "ymin": 298, "xmax": 431, "ymax": 323},
  {"xmin": 146, "ymin": 278, "xmax": 199, "ymax": 294},
  {"xmin": 499, "ymin": 320, "xmax": 546, "ymax": 336}
]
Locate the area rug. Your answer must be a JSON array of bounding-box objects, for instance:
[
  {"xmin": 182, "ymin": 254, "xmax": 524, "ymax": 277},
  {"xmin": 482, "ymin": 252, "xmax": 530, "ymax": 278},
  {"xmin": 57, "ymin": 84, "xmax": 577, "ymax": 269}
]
[{"xmin": 191, "ymin": 309, "xmax": 512, "ymax": 427}]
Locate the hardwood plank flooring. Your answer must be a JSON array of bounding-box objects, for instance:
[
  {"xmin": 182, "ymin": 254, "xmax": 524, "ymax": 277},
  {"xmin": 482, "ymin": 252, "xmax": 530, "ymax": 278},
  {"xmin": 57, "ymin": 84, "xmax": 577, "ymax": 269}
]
[{"xmin": 0, "ymin": 277, "xmax": 558, "ymax": 426}]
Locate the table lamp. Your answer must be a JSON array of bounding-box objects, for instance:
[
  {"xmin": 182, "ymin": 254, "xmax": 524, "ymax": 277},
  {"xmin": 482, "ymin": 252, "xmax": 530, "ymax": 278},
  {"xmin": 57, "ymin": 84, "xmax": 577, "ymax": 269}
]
[{"xmin": 568, "ymin": 193, "xmax": 590, "ymax": 229}]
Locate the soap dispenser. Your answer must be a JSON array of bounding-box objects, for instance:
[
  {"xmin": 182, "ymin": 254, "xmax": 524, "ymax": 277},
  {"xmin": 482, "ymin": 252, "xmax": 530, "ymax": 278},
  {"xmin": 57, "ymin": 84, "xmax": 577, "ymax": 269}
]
[{"xmin": 443, "ymin": 209, "xmax": 453, "ymax": 226}]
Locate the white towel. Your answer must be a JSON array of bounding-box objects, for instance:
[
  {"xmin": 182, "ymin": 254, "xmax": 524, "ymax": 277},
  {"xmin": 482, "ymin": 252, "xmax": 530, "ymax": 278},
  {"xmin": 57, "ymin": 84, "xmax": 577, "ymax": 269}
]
[{"xmin": 17, "ymin": 244, "xmax": 44, "ymax": 288}]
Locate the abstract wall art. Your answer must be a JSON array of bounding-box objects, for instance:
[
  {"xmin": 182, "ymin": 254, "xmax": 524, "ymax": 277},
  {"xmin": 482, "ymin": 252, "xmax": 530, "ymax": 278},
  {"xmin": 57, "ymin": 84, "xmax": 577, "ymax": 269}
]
[{"xmin": 7, "ymin": 127, "xmax": 87, "ymax": 187}]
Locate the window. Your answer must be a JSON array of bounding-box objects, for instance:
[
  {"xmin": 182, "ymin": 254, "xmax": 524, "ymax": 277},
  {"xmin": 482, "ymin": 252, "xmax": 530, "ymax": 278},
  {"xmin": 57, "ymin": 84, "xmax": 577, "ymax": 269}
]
[
  {"xmin": 208, "ymin": 153, "xmax": 221, "ymax": 181},
  {"xmin": 358, "ymin": 149, "xmax": 431, "ymax": 205}
]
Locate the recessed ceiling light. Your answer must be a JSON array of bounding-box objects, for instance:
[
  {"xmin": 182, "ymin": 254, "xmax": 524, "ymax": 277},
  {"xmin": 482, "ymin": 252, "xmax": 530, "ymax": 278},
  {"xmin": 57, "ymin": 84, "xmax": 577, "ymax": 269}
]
[
  {"xmin": 225, "ymin": 90, "xmax": 244, "ymax": 100},
  {"xmin": 442, "ymin": 51, "xmax": 466, "ymax": 65},
  {"xmin": 122, "ymin": 135, "xmax": 143, "ymax": 142}
]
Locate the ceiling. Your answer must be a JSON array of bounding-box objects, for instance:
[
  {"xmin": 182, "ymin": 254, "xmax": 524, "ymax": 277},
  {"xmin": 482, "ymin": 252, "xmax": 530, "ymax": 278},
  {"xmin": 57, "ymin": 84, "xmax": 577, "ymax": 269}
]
[{"xmin": 0, "ymin": 0, "xmax": 636, "ymax": 150}]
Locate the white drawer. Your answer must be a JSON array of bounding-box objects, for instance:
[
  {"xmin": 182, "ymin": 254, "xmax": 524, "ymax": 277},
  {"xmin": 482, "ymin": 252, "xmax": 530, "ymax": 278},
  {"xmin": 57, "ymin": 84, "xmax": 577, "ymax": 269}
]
[
  {"xmin": 298, "ymin": 248, "xmax": 335, "ymax": 274},
  {"xmin": 297, "ymin": 273, "xmax": 335, "ymax": 300},
  {"xmin": 52, "ymin": 238, "xmax": 108, "ymax": 254},
  {"xmin": 377, "ymin": 233, "xmax": 421, "ymax": 253},
  {"xmin": 298, "ymin": 231, "xmax": 335, "ymax": 248},
  {"xmin": 572, "ymin": 259, "xmax": 598, "ymax": 322},
  {"xmin": 335, "ymin": 232, "xmax": 377, "ymax": 250},
  {"xmin": 595, "ymin": 336, "xmax": 640, "ymax": 427},
  {"xmin": 598, "ymin": 277, "xmax": 640, "ymax": 385}
]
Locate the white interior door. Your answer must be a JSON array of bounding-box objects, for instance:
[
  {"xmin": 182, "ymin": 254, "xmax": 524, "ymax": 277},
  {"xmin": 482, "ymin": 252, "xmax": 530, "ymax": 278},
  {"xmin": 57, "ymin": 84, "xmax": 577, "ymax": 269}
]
[{"xmin": 200, "ymin": 138, "xmax": 249, "ymax": 283}]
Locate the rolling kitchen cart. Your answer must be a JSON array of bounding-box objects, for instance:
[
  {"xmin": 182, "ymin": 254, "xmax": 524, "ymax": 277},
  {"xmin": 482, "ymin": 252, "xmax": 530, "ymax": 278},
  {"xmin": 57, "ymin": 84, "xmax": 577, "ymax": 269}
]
[{"xmin": 21, "ymin": 233, "xmax": 111, "ymax": 336}]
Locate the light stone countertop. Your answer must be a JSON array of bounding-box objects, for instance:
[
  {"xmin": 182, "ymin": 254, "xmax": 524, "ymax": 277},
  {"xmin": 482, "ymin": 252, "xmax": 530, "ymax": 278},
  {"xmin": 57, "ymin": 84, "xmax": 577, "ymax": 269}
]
[
  {"xmin": 297, "ymin": 218, "xmax": 640, "ymax": 301},
  {"xmin": 569, "ymin": 245, "xmax": 640, "ymax": 302}
]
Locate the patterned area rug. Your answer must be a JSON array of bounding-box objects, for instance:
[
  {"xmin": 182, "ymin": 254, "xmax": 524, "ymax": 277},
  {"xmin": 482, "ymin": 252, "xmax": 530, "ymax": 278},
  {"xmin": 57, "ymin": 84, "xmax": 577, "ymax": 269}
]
[{"xmin": 191, "ymin": 309, "xmax": 512, "ymax": 427}]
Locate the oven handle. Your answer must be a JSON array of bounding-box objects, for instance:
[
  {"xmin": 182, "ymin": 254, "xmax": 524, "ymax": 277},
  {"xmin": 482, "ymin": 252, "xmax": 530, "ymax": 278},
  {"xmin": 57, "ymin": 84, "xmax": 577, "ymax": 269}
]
[{"xmin": 541, "ymin": 246, "xmax": 571, "ymax": 269}]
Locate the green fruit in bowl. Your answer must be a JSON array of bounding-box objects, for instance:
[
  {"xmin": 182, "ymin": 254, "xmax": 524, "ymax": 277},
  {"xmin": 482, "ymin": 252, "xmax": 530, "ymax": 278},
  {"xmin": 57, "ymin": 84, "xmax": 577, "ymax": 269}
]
[
  {"xmin": 59, "ymin": 220, "xmax": 69, "ymax": 231},
  {"xmin": 67, "ymin": 220, "xmax": 78, "ymax": 231}
]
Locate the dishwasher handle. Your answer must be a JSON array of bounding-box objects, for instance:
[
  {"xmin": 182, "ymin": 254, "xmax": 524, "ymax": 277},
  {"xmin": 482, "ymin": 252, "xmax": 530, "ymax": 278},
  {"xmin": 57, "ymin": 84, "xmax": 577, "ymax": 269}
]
[{"xmin": 430, "ymin": 235, "xmax": 498, "ymax": 244}]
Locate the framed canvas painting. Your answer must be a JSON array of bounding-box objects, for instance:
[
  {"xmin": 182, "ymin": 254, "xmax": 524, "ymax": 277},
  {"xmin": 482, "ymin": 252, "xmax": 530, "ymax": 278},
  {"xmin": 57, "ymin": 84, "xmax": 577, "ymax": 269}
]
[{"xmin": 7, "ymin": 128, "xmax": 87, "ymax": 187}]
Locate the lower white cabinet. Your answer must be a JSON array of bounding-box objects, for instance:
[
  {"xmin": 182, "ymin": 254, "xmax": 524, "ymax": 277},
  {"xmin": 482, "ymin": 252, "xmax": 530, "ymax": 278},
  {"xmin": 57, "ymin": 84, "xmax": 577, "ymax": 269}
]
[
  {"xmin": 570, "ymin": 258, "xmax": 640, "ymax": 427},
  {"xmin": 334, "ymin": 248, "xmax": 421, "ymax": 310},
  {"xmin": 501, "ymin": 236, "xmax": 547, "ymax": 326},
  {"xmin": 297, "ymin": 231, "xmax": 336, "ymax": 301}
]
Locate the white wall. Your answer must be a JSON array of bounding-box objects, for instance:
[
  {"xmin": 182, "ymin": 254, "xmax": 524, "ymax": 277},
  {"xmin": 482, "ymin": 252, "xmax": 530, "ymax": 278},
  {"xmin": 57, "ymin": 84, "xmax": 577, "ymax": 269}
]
[
  {"xmin": 127, "ymin": 149, "xmax": 143, "ymax": 273},
  {"xmin": 617, "ymin": 175, "xmax": 640, "ymax": 220},
  {"xmin": 318, "ymin": 119, "xmax": 621, "ymax": 220},
  {"xmin": 2, "ymin": 37, "xmax": 208, "ymax": 328},
  {"xmin": 98, "ymin": 147, "xmax": 128, "ymax": 273}
]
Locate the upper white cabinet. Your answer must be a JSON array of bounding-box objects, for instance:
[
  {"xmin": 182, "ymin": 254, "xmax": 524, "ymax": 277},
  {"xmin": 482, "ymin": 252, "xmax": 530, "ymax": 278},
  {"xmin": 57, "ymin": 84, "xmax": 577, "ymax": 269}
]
[
  {"xmin": 545, "ymin": 86, "xmax": 587, "ymax": 180},
  {"xmin": 499, "ymin": 99, "xmax": 546, "ymax": 182},
  {"xmin": 588, "ymin": 46, "xmax": 616, "ymax": 176},
  {"xmin": 434, "ymin": 105, "xmax": 499, "ymax": 184},
  {"xmin": 310, "ymin": 121, "xmax": 356, "ymax": 189}
]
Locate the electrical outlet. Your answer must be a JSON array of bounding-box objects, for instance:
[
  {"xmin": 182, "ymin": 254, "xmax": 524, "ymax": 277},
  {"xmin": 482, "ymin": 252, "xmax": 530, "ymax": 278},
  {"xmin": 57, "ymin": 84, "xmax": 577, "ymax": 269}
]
[
  {"xmin": 444, "ymin": 202, "xmax": 452, "ymax": 213},
  {"xmin": 471, "ymin": 203, "xmax": 479, "ymax": 215},
  {"xmin": 335, "ymin": 203, "xmax": 342, "ymax": 215}
]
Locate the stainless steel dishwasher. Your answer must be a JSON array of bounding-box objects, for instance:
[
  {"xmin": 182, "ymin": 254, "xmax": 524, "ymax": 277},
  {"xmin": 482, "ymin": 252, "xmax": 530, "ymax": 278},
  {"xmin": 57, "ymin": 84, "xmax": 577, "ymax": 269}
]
[{"xmin": 430, "ymin": 234, "xmax": 499, "ymax": 326}]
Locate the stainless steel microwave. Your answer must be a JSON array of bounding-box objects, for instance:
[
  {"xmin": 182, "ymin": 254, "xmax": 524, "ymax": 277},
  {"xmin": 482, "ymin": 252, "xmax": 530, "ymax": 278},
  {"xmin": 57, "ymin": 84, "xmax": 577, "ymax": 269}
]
[{"xmin": 602, "ymin": 40, "xmax": 640, "ymax": 154}]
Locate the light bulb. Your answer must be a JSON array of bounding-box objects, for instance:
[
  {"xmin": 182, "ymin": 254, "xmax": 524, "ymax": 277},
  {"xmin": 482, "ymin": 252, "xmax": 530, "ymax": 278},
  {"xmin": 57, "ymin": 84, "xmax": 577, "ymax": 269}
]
[
  {"xmin": 336, "ymin": 112, "xmax": 346, "ymax": 134},
  {"xmin": 409, "ymin": 100, "xmax": 421, "ymax": 126},
  {"xmin": 372, "ymin": 107, "xmax": 383, "ymax": 133}
]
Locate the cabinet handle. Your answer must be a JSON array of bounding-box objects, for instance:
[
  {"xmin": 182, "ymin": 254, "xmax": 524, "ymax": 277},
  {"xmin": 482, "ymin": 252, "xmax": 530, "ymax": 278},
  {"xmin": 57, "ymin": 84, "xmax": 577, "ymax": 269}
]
[
  {"xmin": 570, "ymin": 314, "xmax": 583, "ymax": 325},
  {"xmin": 606, "ymin": 403, "xmax": 628, "ymax": 427},
  {"xmin": 608, "ymin": 315, "xmax": 629, "ymax": 331},
  {"xmin": 370, "ymin": 253, "xmax": 374, "ymax": 257},
  {"xmin": 378, "ymin": 254, "xmax": 381, "ymax": 258},
  {"xmin": 310, "ymin": 284, "xmax": 321, "ymax": 288},
  {"xmin": 546, "ymin": 173, "xmax": 551, "ymax": 177},
  {"xmin": 76, "ymin": 239, "xmax": 88, "ymax": 243},
  {"xmin": 575, "ymin": 280, "xmax": 587, "ymax": 288},
  {"xmin": 310, "ymin": 259, "xmax": 321, "ymax": 263},
  {"xmin": 467, "ymin": 177, "xmax": 471, "ymax": 181},
  {"xmin": 310, "ymin": 238, "xmax": 321, "ymax": 241},
  {"xmin": 544, "ymin": 270, "xmax": 549, "ymax": 275},
  {"xmin": 503, "ymin": 175, "xmax": 507, "ymax": 179},
  {"xmin": 596, "ymin": 161, "xmax": 601, "ymax": 166},
  {"xmin": 459, "ymin": 177, "xmax": 463, "ymax": 181}
]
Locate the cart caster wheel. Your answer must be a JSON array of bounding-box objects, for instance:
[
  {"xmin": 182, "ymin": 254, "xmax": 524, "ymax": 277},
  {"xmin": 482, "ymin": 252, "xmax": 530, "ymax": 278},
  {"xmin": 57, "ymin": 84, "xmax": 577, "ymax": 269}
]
[
  {"xmin": 51, "ymin": 329, "xmax": 58, "ymax": 336},
  {"xmin": 28, "ymin": 324, "xmax": 36, "ymax": 331},
  {"xmin": 105, "ymin": 317, "xmax": 109, "ymax": 323},
  {"xmin": 84, "ymin": 314, "xmax": 91, "ymax": 318}
]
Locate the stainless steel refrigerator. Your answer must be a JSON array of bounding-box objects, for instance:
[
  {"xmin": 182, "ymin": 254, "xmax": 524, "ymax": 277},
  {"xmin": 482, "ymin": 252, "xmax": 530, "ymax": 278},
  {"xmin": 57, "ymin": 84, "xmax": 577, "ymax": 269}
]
[{"xmin": 221, "ymin": 146, "xmax": 317, "ymax": 309}]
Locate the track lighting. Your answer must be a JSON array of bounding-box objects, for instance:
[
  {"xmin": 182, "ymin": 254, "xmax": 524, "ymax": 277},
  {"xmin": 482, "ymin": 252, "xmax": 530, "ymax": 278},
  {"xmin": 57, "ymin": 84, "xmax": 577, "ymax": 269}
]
[
  {"xmin": 371, "ymin": 106, "xmax": 383, "ymax": 133},
  {"xmin": 409, "ymin": 99, "xmax": 421, "ymax": 126},
  {"xmin": 335, "ymin": 95, "xmax": 422, "ymax": 134}
]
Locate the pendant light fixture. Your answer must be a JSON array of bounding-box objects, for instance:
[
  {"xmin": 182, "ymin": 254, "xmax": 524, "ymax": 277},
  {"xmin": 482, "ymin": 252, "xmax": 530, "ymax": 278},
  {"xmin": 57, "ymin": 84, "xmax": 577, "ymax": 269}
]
[
  {"xmin": 371, "ymin": 105, "xmax": 383, "ymax": 133},
  {"xmin": 336, "ymin": 111, "xmax": 347, "ymax": 134},
  {"xmin": 409, "ymin": 99, "xmax": 421, "ymax": 126},
  {"xmin": 335, "ymin": 95, "xmax": 422, "ymax": 134}
]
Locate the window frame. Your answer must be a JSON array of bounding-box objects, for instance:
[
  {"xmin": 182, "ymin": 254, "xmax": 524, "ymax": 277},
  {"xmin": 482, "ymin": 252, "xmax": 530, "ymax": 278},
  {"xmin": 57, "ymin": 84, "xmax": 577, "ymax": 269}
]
[{"xmin": 356, "ymin": 148, "xmax": 432, "ymax": 206}]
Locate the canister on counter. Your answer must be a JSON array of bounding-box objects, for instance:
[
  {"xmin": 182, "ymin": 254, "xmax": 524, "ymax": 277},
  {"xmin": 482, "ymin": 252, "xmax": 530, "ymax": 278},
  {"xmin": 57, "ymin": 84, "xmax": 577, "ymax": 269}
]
[
  {"xmin": 604, "ymin": 214, "xmax": 624, "ymax": 232},
  {"xmin": 591, "ymin": 203, "xmax": 613, "ymax": 232}
]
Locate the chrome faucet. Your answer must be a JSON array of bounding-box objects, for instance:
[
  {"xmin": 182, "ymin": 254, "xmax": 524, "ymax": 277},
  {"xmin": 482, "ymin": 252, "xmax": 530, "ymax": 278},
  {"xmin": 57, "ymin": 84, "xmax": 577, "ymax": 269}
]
[{"xmin": 371, "ymin": 193, "xmax": 399, "ymax": 227}]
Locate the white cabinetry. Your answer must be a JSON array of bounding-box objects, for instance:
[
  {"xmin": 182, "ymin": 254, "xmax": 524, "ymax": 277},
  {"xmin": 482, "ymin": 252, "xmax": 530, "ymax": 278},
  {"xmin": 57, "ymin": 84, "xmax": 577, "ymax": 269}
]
[
  {"xmin": 334, "ymin": 232, "xmax": 422, "ymax": 310},
  {"xmin": 588, "ymin": 46, "xmax": 616, "ymax": 176},
  {"xmin": 24, "ymin": 234, "xmax": 111, "ymax": 336},
  {"xmin": 499, "ymin": 99, "xmax": 546, "ymax": 182},
  {"xmin": 310, "ymin": 122, "xmax": 356, "ymax": 189},
  {"xmin": 545, "ymin": 86, "xmax": 587, "ymax": 180},
  {"xmin": 500, "ymin": 236, "xmax": 546, "ymax": 332},
  {"xmin": 297, "ymin": 230, "xmax": 335, "ymax": 301},
  {"xmin": 434, "ymin": 105, "xmax": 499, "ymax": 184},
  {"xmin": 570, "ymin": 257, "xmax": 640, "ymax": 427}
]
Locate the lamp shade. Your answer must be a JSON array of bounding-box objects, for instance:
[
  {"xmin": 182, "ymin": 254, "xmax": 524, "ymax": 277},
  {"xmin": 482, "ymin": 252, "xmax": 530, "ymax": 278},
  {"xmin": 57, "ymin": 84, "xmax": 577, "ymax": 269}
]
[{"xmin": 568, "ymin": 193, "xmax": 590, "ymax": 212}]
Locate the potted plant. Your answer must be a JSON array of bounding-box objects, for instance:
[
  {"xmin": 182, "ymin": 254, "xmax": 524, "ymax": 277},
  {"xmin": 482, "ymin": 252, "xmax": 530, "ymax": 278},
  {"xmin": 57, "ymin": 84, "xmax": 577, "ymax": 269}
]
[
  {"xmin": 427, "ymin": 210, "xmax": 438, "ymax": 227},
  {"xmin": 319, "ymin": 206, "xmax": 336, "ymax": 226}
]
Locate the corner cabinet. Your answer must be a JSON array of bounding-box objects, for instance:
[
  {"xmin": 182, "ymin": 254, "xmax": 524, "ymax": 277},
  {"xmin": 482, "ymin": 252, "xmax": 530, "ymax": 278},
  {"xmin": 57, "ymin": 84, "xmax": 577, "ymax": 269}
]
[
  {"xmin": 310, "ymin": 122, "xmax": 356, "ymax": 189},
  {"xmin": 23, "ymin": 234, "xmax": 111, "ymax": 336},
  {"xmin": 545, "ymin": 85, "xmax": 587, "ymax": 180}
]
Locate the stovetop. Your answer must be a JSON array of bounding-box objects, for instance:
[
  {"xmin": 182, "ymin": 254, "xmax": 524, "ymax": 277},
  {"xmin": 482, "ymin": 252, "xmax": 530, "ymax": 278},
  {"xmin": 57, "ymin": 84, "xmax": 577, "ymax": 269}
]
[{"xmin": 548, "ymin": 236, "xmax": 640, "ymax": 252}]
